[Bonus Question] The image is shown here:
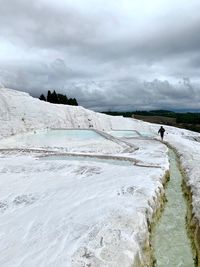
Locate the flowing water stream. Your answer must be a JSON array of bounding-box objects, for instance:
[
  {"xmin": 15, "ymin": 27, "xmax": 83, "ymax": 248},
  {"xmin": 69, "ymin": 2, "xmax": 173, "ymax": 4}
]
[{"xmin": 152, "ymin": 148, "xmax": 194, "ymax": 266}]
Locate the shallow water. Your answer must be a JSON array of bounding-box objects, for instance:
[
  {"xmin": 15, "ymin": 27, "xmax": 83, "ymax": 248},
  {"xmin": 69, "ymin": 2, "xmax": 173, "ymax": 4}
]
[
  {"xmin": 152, "ymin": 149, "xmax": 194, "ymax": 266},
  {"xmin": 108, "ymin": 130, "xmax": 140, "ymax": 138},
  {"xmin": 108, "ymin": 130, "xmax": 154, "ymax": 138},
  {"xmin": 25, "ymin": 129, "xmax": 104, "ymax": 141},
  {"xmin": 138, "ymin": 131, "xmax": 155, "ymax": 138},
  {"xmin": 40, "ymin": 155, "xmax": 133, "ymax": 166},
  {"xmin": 0, "ymin": 129, "xmax": 105, "ymax": 148}
]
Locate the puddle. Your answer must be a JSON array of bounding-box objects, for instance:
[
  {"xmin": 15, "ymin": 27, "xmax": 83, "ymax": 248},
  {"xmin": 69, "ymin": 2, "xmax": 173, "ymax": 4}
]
[{"xmin": 152, "ymin": 149, "xmax": 194, "ymax": 266}]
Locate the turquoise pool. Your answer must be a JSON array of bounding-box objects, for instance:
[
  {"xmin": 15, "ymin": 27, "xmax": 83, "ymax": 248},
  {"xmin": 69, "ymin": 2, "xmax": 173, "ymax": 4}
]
[
  {"xmin": 0, "ymin": 129, "xmax": 106, "ymax": 149},
  {"xmin": 108, "ymin": 130, "xmax": 140, "ymax": 138},
  {"xmin": 139, "ymin": 131, "xmax": 155, "ymax": 138},
  {"xmin": 108, "ymin": 130, "xmax": 155, "ymax": 138},
  {"xmin": 40, "ymin": 155, "xmax": 133, "ymax": 166}
]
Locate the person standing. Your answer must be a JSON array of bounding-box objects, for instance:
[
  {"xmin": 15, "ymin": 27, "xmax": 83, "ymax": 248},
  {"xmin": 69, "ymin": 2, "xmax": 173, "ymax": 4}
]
[{"xmin": 158, "ymin": 126, "xmax": 165, "ymax": 140}]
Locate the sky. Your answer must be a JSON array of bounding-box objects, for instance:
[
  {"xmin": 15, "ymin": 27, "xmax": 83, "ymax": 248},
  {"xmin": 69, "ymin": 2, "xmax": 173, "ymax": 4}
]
[{"xmin": 0, "ymin": 0, "xmax": 200, "ymax": 111}]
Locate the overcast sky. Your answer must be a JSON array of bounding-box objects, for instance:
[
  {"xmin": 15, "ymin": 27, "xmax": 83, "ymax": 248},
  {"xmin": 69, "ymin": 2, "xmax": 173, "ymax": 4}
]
[{"xmin": 0, "ymin": 0, "xmax": 200, "ymax": 111}]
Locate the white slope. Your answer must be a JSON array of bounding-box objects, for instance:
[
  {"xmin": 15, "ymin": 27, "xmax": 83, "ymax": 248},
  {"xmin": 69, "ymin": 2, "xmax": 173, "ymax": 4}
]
[
  {"xmin": 0, "ymin": 88, "xmax": 151, "ymax": 139},
  {"xmin": 0, "ymin": 87, "xmax": 200, "ymax": 266}
]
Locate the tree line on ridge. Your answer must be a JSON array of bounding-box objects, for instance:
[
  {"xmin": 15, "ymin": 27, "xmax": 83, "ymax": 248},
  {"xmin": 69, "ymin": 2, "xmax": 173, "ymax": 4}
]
[{"xmin": 39, "ymin": 90, "xmax": 78, "ymax": 106}]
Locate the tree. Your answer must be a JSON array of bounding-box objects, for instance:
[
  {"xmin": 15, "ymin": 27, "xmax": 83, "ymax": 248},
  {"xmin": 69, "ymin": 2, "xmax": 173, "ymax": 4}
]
[
  {"xmin": 68, "ymin": 98, "xmax": 73, "ymax": 105},
  {"xmin": 51, "ymin": 90, "xmax": 59, "ymax": 103},
  {"xmin": 47, "ymin": 90, "xmax": 52, "ymax": 102},
  {"xmin": 57, "ymin": 93, "xmax": 68, "ymax": 104},
  {"xmin": 40, "ymin": 90, "xmax": 78, "ymax": 106},
  {"xmin": 71, "ymin": 98, "xmax": 78, "ymax": 106},
  {"xmin": 39, "ymin": 94, "xmax": 46, "ymax": 101}
]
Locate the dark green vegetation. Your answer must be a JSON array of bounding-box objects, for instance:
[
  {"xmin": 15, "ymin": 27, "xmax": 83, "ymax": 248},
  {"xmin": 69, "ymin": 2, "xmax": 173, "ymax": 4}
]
[
  {"xmin": 103, "ymin": 111, "xmax": 134, "ymax": 118},
  {"xmin": 39, "ymin": 90, "xmax": 78, "ymax": 106},
  {"xmin": 134, "ymin": 110, "xmax": 200, "ymax": 125},
  {"xmin": 103, "ymin": 110, "xmax": 200, "ymax": 133}
]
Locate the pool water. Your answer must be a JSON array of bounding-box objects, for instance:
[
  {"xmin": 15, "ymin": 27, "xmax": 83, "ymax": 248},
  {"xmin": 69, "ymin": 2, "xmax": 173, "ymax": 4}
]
[
  {"xmin": 40, "ymin": 155, "xmax": 133, "ymax": 166},
  {"xmin": 38, "ymin": 129, "xmax": 104, "ymax": 140},
  {"xmin": 139, "ymin": 131, "xmax": 155, "ymax": 138},
  {"xmin": 108, "ymin": 130, "xmax": 155, "ymax": 138},
  {"xmin": 0, "ymin": 129, "xmax": 105, "ymax": 149},
  {"xmin": 108, "ymin": 130, "xmax": 140, "ymax": 138}
]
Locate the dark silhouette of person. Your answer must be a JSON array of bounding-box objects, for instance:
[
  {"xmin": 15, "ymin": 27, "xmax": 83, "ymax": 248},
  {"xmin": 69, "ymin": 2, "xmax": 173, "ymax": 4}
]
[{"xmin": 158, "ymin": 126, "xmax": 165, "ymax": 140}]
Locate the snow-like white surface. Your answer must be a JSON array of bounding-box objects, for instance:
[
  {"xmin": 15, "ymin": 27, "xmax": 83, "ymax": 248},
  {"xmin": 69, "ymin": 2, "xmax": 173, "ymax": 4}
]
[
  {"xmin": 0, "ymin": 146, "xmax": 167, "ymax": 267},
  {"xmin": 0, "ymin": 88, "xmax": 146, "ymax": 139},
  {"xmin": 0, "ymin": 87, "xmax": 200, "ymax": 266}
]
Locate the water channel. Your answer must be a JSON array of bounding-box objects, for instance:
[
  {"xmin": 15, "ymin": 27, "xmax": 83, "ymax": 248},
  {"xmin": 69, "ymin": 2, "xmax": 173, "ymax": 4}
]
[{"xmin": 152, "ymin": 148, "xmax": 194, "ymax": 266}]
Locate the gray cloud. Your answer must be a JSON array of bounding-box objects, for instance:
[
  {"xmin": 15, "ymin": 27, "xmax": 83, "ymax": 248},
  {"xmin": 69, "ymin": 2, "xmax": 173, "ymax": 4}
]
[
  {"xmin": 0, "ymin": 59, "xmax": 94, "ymax": 93},
  {"xmin": 0, "ymin": 0, "xmax": 200, "ymax": 111},
  {"xmin": 1, "ymin": 0, "xmax": 200, "ymax": 63},
  {"xmin": 63, "ymin": 78, "xmax": 200, "ymax": 111}
]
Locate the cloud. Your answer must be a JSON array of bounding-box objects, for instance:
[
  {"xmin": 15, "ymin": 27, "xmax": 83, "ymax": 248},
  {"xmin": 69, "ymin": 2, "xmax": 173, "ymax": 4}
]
[
  {"xmin": 1, "ymin": 0, "xmax": 200, "ymax": 64},
  {"xmin": 0, "ymin": 58, "xmax": 92, "ymax": 93},
  {"xmin": 0, "ymin": 0, "xmax": 200, "ymax": 111},
  {"xmin": 61, "ymin": 78, "xmax": 200, "ymax": 111}
]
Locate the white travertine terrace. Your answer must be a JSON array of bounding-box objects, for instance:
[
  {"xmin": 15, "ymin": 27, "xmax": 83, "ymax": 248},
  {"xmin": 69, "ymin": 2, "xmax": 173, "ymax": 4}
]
[{"xmin": 0, "ymin": 87, "xmax": 199, "ymax": 266}]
